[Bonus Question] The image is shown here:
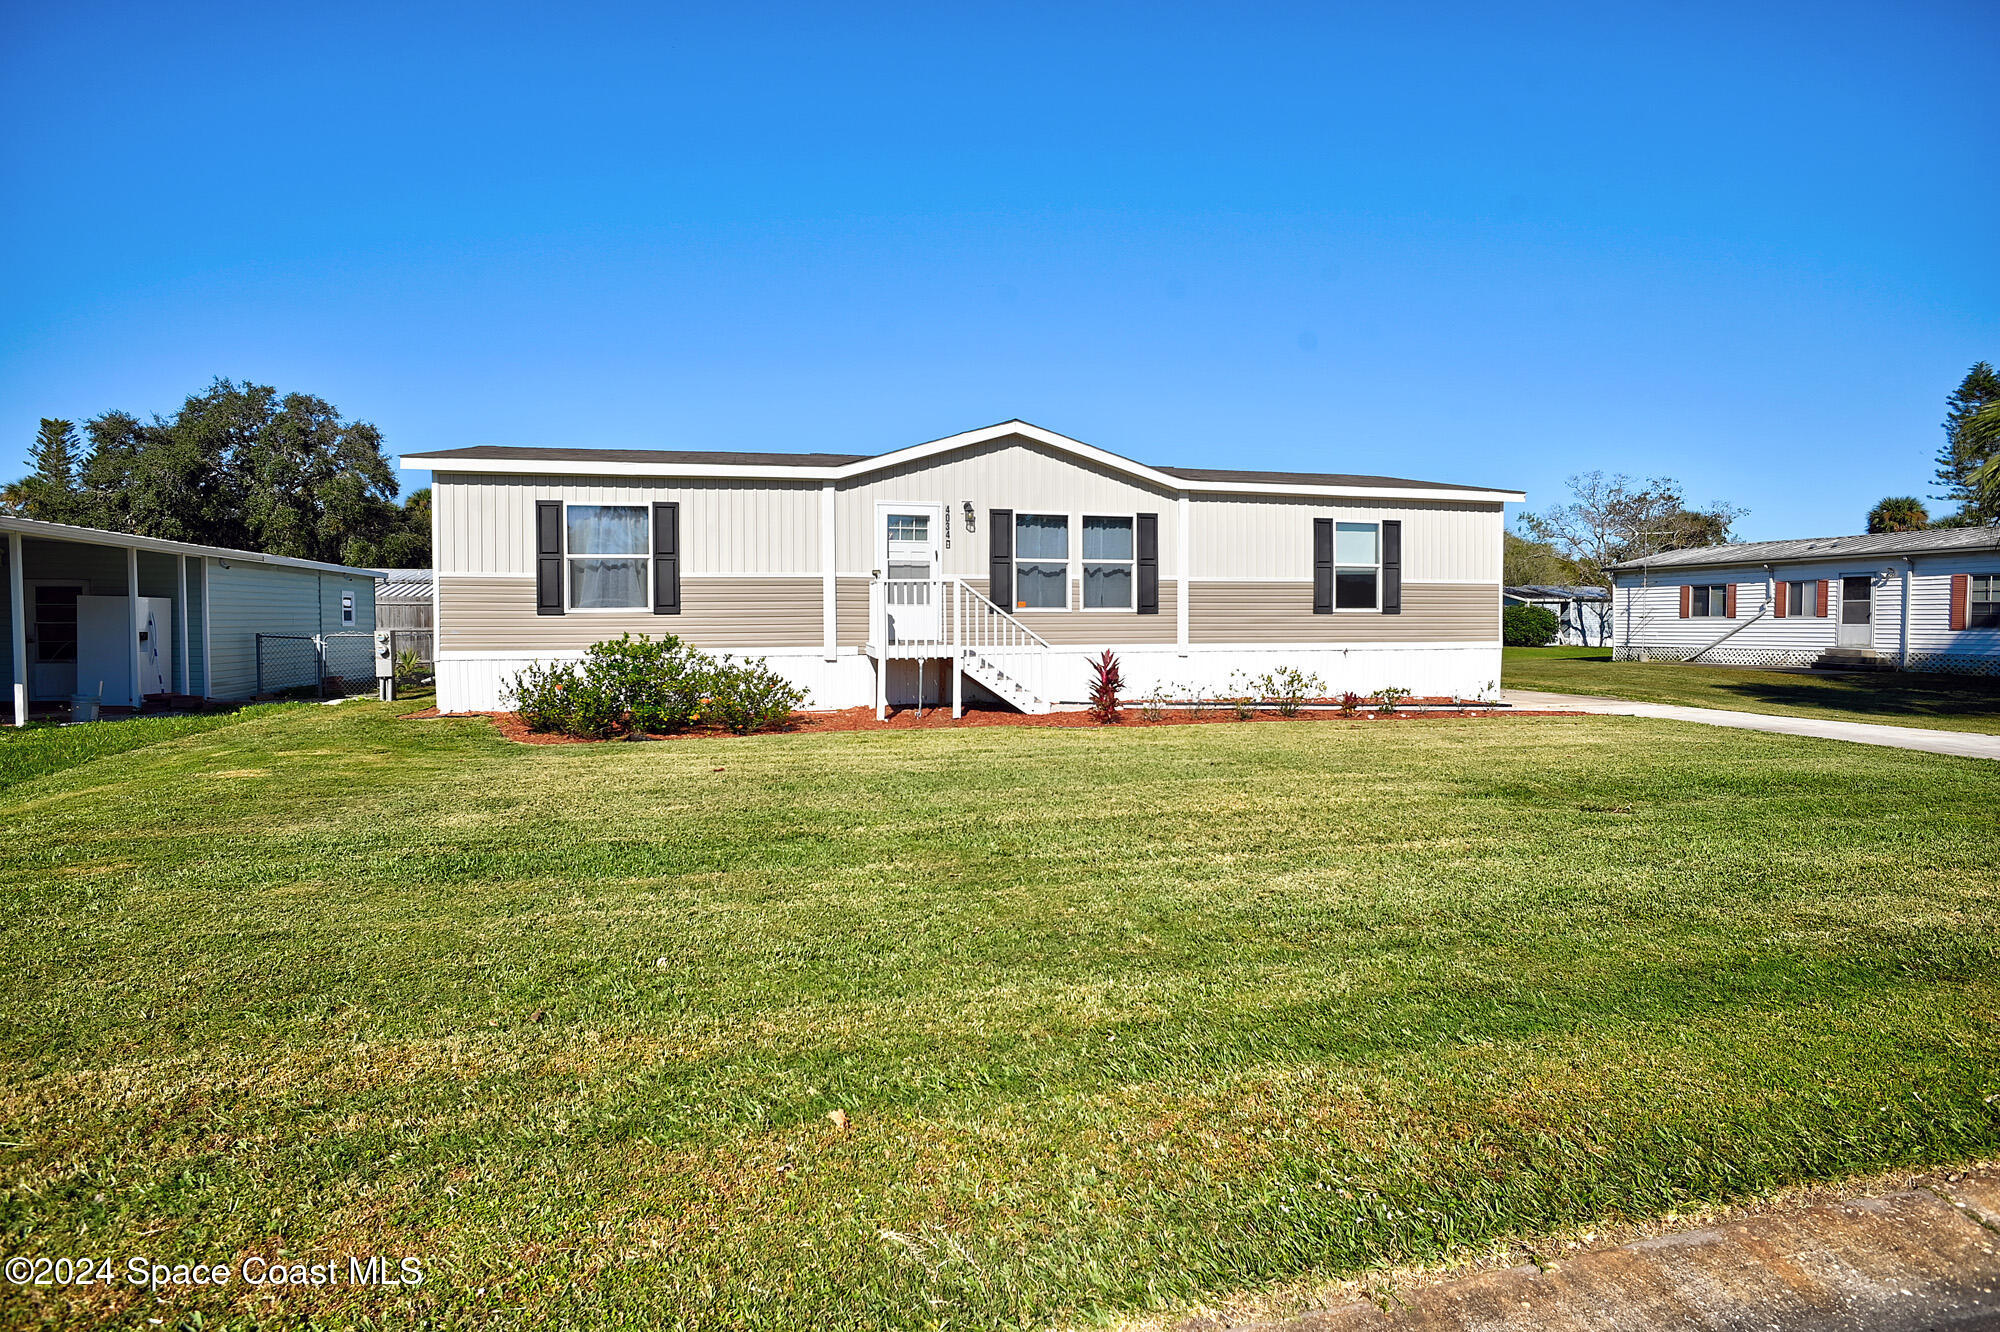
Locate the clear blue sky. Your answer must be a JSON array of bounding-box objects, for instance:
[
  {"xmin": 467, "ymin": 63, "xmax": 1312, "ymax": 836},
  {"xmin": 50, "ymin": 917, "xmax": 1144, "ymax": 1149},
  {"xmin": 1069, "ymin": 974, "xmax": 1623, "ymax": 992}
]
[{"xmin": 3, "ymin": 1, "xmax": 1994, "ymax": 539}]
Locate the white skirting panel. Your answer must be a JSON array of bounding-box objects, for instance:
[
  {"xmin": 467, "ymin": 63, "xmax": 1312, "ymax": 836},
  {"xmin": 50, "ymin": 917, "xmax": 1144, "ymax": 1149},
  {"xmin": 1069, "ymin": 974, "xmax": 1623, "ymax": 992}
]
[{"xmin": 437, "ymin": 643, "xmax": 1502, "ymax": 714}]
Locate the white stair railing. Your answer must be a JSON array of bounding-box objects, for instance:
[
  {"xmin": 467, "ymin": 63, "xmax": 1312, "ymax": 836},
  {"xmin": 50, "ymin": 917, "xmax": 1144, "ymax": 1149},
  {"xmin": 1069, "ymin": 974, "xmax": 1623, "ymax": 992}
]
[{"xmin": 868, "ymin": 576, "xmax": 1054, "ymax": 713}]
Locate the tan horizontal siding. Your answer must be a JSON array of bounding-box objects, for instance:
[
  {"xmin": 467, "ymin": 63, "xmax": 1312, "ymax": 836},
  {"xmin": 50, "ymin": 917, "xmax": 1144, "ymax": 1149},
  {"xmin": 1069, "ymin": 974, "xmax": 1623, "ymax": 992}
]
[
  {"xmin": 1189, "ymin": 581, "xmax": 1496, "ymax": 643},
  {"xmin": 439, "ymin": 576, "xmax": 822, "ymax": 651},
  {"xmin": 836, "ymin": 576, "xmax": 870, "ymax": 644}
]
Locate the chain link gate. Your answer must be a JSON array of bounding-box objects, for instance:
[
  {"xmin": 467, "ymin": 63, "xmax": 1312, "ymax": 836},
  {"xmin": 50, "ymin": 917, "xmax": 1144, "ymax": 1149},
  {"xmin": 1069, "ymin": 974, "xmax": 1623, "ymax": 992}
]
[{"xmin": 254, "ymin": 631, "xmax": 382, "ymax": 699}]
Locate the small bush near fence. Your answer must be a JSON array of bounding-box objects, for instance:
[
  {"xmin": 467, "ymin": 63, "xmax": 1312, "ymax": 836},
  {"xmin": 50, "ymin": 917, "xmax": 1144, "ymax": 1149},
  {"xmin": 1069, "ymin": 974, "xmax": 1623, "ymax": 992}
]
[
  {"xmin": 508, "ymin": 635, "xmax": 804, "ymax": 739},
  {"xmin": 1503, "ymin": 603, "xmax": 1560, "ymax": 647}
]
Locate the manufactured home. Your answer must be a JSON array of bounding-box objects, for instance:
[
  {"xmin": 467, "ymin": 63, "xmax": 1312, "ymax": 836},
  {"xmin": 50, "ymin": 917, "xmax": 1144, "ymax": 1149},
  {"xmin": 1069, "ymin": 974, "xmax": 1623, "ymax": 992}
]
[
  {"xmin": 402, "ymin": 420, "xmax": 1522, "ymax": 715},
  {"xmin": 1608, "ymin": 527, "xmax": 2000, "ymax": 674},
  {"xmin": 1504, "ymin": 584, "xmax": 1612, "ymax": 647},
  {"xmin": 1, "ymin": 514, "xmax": 379, "ymax": 724}
]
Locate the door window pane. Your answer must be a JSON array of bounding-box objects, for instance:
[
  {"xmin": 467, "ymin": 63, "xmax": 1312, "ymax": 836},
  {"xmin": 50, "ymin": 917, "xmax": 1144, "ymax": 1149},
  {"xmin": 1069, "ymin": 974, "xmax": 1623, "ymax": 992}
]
[
  {"xmin": 33, "ymin": 587, "xmax": 79, "ymax": 663},
  {"xmin": 887, "ymin": 514, "xmax": 929, "ymax": 542},
  {"xmin": 568, "ymin": 505, "xmax": 648, "ymax": 555},
  {"xmin": 1841, "ymin": 576, "xmax": 1871, "ymax": 623},
  {"xmin": 571, "ymin": 558, "xmax": 647, "ymax": 609}
]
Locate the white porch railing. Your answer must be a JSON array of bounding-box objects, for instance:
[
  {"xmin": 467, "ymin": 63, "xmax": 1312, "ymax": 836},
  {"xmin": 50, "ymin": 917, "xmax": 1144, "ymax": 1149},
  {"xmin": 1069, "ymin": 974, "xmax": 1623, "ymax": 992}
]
[{"xmin": 867, "ymin": 577, "xmax": 1054, "ymax": 717}]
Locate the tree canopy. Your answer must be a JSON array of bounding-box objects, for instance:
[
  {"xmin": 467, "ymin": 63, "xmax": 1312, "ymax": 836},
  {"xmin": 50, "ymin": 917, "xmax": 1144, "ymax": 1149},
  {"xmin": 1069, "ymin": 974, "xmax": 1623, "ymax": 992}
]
[
  {"xmin": 5, "ymin": 378, "xmax": 428, "ymax": 567},
  {"xmin": 1935, "ymin": 363, "xmax": 2000, "ymax": 526},
  {"xmin": 1517, "ymin": 472, "xmax": 1744, "ymax": 587},
  {"xmin": 1865, "ymin": 496, "xmax": 1929, "ymax": 533}
]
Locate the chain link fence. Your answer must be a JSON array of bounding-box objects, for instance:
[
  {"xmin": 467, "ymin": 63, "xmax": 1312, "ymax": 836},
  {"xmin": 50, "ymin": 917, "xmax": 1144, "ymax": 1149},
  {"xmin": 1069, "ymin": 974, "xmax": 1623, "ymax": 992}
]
[
  {"xmin": 387, "ymin": 629, "xmax": 434, "ymax": 685},
  {"xmin": 255, "ymin": 632, "xmax": 382, "ymax": 699}
]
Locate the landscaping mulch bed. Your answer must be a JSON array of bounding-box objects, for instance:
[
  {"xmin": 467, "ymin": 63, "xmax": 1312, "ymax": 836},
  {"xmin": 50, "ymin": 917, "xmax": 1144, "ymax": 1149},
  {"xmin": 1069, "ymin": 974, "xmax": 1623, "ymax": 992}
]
[{"xmin": 401, "ymin": 702, "xmax": 1585, "ymax": 744}]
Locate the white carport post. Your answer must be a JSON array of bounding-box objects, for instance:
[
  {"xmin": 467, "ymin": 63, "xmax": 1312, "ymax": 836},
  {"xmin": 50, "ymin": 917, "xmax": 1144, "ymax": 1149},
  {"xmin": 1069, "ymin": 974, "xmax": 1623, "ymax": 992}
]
[
  {"xmin": 8, "ymin": 531, "xmax": 25, "ymax": 727},
  {"xmin": 126, "ymin": 545, "xmax": 142, "ymax": 708},
  {"xmin": 176, "ymin": 555, "xmax": 189, "ymax": 695}
]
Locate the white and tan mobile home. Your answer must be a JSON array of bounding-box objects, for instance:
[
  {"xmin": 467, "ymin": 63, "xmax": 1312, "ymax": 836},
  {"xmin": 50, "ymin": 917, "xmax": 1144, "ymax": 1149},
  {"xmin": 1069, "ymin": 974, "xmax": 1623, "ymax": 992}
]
[
  {"xmin": 403, "ymin": 421, "xmax": 1523, "ymax": 715},
  {"xmin": 1609, "ymin": 527, "xmax": 2000, "ymax": 674}
]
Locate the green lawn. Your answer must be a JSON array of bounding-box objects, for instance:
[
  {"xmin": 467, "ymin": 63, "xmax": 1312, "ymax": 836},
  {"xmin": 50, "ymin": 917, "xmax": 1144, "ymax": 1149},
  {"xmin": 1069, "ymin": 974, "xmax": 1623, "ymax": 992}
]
[
  {"xmin": 1505, "ymin": 647, "xmax": 2000, "ymax": 734},
  {"xmin": 0, "ymin": 703, "xmax": 301, "ymax": 794},
  {"xmin": 3, "ymin": 701, "xmax": 1997, "ymax": 1329}
]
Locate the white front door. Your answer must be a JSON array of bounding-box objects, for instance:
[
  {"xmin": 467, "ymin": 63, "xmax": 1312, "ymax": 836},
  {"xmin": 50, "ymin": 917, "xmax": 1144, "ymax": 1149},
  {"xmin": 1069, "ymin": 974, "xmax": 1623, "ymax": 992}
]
[
  {"xmin": 879, "ymin": 503, "xmax": 943, "ymax": 643},
  {"xmin": 1837, "ymin": 575, "xmax": 1873, "ymax": 648},
  {"xmin": 25, "ymin": 582, "xmax": 84, "ymax": 700}
]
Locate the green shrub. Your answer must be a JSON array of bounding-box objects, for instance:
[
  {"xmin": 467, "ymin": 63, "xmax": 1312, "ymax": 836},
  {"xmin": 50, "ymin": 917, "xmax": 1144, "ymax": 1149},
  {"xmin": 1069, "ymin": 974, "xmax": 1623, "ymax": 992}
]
[
  {"xmin": 509, "ymin": 660, "xmax": 623, "ymax": 738},
  {"xmin": 584, "ymin": 634, "xmax": 711, "ymax": 734},
  {"xmin": 704, "ymin": 657, "xmax": 808, "ymax": 734},
  {"xmin": 1503, "ymin": 603, "xmax": 1560, "ymax": 647}
]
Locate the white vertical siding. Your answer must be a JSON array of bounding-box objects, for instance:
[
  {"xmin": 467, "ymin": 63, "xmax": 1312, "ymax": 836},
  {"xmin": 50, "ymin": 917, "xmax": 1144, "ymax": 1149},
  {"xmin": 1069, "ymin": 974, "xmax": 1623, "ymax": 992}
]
[
  {"xmin": 435, "ymin": 473, "xmax": 822, "ymax": 575},
  {"xmin": 1188, "ymin": 495, "xmax": 1502, "ymax": 582},
  {"xmin": 834, "ymin": 437, "xmax": 1181, "ymax": 576}
]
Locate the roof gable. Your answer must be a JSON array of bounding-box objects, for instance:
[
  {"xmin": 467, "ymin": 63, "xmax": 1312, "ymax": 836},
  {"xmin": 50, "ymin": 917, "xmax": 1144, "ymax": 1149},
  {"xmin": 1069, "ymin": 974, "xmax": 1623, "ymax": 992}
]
[{"xmin": 401, "ymin": 418, "xmax": 1524, "ymax": 502}]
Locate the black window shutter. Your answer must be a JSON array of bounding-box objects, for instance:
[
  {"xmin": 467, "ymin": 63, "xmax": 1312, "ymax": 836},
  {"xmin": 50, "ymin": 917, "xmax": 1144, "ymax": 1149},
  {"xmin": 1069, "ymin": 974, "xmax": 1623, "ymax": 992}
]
[
  {"xmin": 1312, "ymin": 518, "xmax": 1333, "ymax": 614},
  {"xmin": 1381, "ymin": 519, "xmax": 1402, "ymax": 614},
  {"xmin": 1136, "ymin": 512, "xmax": 1159, "ymax": 615},
  {"xmin": 989, "ymin": 509, "xmax": 1013, "ymax": 608},
  {"xmin": 653, "ymin": 501, "xmax": 680, "ymax": 614},
  {"xmin": 536, "ymin": 501, "xmax": 564, "ymax": 615}
]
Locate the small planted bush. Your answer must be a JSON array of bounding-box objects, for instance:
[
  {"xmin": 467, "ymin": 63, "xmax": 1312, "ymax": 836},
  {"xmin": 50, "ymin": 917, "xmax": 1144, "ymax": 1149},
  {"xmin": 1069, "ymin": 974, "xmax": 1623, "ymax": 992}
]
[
  {"xmin": 1254, "ymin": 666, "xmax": 1325, "ymax": 718},
  {"xmin": 704, "ymin": 657, "xmax": 808, "ymax": 735},
  {"xmin": 1373, "ymin": 685, "xmax": 1412, "ymax": 715},
  {"xmin": 1338, "ymin": 691, "xmax": 1363, "ymax": 717},
  {"xmin": 1139, "ymin": 684, "xmax": 1169, "ymax": 723},
  {"xmin": 1088, "ymin": 650, "xmax": 1125, "ymax": 724}
]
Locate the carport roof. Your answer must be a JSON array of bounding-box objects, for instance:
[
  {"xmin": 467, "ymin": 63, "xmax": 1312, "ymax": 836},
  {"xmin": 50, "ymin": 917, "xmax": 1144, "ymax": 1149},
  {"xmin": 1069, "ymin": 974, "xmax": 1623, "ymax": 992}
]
[{"xmin": 0, "ymin": 515, "xmax": 380, "ymax": 577}]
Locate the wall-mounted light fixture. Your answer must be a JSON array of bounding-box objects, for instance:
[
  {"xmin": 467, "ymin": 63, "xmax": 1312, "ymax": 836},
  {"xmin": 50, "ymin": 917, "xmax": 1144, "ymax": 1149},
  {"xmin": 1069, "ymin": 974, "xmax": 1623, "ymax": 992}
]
[{"xmin": 962, "ymin": 501, "xmax": 976, "ymax": 531}]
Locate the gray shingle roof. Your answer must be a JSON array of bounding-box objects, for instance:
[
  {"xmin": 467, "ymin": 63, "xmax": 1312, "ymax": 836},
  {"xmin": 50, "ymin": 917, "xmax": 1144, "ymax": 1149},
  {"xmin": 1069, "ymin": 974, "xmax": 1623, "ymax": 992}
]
[
  {"xmin": 408, "ymin": 445, "xmax": 872, "ymax": 467},
  {"xmin": 1152, "ymin": 465, "xmax": 1485, "ymax": 491},
  {"xmin": 1609, "ymin": 526, "xmax": 2000, "ymax": 571}
]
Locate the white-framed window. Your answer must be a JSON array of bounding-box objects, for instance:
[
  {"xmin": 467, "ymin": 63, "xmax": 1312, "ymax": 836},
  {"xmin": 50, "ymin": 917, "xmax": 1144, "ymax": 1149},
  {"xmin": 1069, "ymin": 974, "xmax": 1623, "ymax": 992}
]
[
  {"xmin": 1972, "ymin": 574, "xmax": 2000, "ymax": 630},
  {"xmin": 341, "ymin": 591, "xmax": 355, "ymax": 625},
  {"xmin": 1082, "ymin": 515, "xmax": 1134, "ymax": 609},
  {"xmin": 1785, "ymin": 580, "xmax": 1813, "ymax": 616},
  {"xmin": 1690, "ymin": 584, "xmax": 1728, "ymax": 617},
  {"xmin": 1014, "ymin": 513, "xmax": 1069, "ymax": 610},
  {"xmin": 567, "ymin": 503, "xmax": 650, "ymax": 610},
  {"xmin": 886, "ymin": 512, "xmax": 929, "ymax": 543},
  {"xmin": 1334, "ymin": 522, "xmax": 1379, "ymax": 610}
]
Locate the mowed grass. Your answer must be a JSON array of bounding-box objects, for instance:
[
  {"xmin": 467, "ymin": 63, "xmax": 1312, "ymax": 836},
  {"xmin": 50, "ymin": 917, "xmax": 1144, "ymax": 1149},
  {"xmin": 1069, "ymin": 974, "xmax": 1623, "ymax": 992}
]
[
  {"xmin": 1505, "ymin": 647, "xmax": 2000, "ymax": 734},
  {"xmin": 0, "ymin": 704, "xmax": 301, "ymax": 794},
  {"xmin": 2, "ymin": 702, "xmax": 1997, "ymax": 1329}
]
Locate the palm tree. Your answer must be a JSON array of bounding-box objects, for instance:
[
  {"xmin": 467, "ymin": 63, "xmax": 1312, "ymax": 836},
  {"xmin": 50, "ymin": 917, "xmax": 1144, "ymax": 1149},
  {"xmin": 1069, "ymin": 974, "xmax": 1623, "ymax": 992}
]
[{"xmin": 1865, "ymin": 495, "xmax": 1930, "ymax": 533}]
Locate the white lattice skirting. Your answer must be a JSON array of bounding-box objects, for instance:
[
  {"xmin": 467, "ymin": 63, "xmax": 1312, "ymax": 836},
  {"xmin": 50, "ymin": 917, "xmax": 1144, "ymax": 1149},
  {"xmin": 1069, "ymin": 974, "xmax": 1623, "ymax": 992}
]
[{"xmin": 1616, "ymin": 645, "xmax": 2000, "ymax": 676}]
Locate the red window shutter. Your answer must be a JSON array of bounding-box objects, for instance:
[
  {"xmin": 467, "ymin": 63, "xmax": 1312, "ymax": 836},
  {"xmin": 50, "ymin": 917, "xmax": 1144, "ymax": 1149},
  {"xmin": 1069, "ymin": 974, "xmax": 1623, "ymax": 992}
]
[
  {"xmin": 1774, "ymin": 583, "xmax": 1787, "ymax": 618},
  {"xmin": 1950, "ymin": 573, "xmax": 1969, "ymax": 631},
  {"xmin": 1725, "ymin": 584, "xmax": 1737, "ymax": 618},
  {"xmin": 1680, "ymin": 585, "xmax": 1691, "ymax": 618},
  {"xmin": 1816, "ymin": 580, "xmax": 1830, "ymax": 617}
]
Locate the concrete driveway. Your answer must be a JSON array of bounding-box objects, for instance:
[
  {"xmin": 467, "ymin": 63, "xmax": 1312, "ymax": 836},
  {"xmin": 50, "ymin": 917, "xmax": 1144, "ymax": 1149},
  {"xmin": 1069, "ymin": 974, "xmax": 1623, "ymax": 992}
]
[{"xmin": 1505, "ymin": 689, "xmax": 2000, "ymax": 761}]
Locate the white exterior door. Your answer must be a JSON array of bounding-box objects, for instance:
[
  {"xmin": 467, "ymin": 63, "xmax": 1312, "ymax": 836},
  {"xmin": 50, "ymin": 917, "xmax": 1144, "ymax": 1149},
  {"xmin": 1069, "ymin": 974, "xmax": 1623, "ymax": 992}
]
[
  {"xmin": 1837, "ymin": 575, "xmax": 1872, "ymax": 648},
  {"xmin": 879, "ymin": 503, "xmax": 943, "ymax": 643}
]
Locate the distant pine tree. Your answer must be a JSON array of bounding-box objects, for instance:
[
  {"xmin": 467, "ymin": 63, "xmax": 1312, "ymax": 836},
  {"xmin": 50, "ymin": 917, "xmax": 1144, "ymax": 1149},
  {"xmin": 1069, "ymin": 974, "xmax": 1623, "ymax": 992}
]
[
  {"xmin": 1935, "ymin": 362, "xmax": 2000, "ymax": 524},
  {"xmin": 7, "ymin": 419, "xmax": 85, "ymax": 523}
]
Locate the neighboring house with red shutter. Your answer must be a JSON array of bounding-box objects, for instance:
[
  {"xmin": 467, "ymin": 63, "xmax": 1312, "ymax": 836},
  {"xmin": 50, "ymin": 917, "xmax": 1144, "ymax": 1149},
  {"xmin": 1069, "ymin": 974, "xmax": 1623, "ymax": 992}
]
[
  {"xmin": 400, "ymin": 419, "xmax": 1523, "ymax": 715},
  {"xmin": 1607, "ymin": 528, "xmax": 2000, "ymax": 674}
]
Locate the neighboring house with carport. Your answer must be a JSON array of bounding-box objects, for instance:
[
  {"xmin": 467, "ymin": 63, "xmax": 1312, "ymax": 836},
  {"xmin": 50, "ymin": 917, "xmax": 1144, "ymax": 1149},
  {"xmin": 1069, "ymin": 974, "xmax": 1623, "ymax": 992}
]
[
  {"xmin": 1504, "ymin": 585, "xmax": 1611, "ymax": 646},
  {"xmin": 1608, "ymin": 527, "xmax": 2000, "ymax": 674},
  {"xmin": 1, "ymin": 514, "xmax": 379, "ymax": 725},
  {"xmin": 402, "ymin": 418, "xmax": 1523, "ymax": 716}
]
